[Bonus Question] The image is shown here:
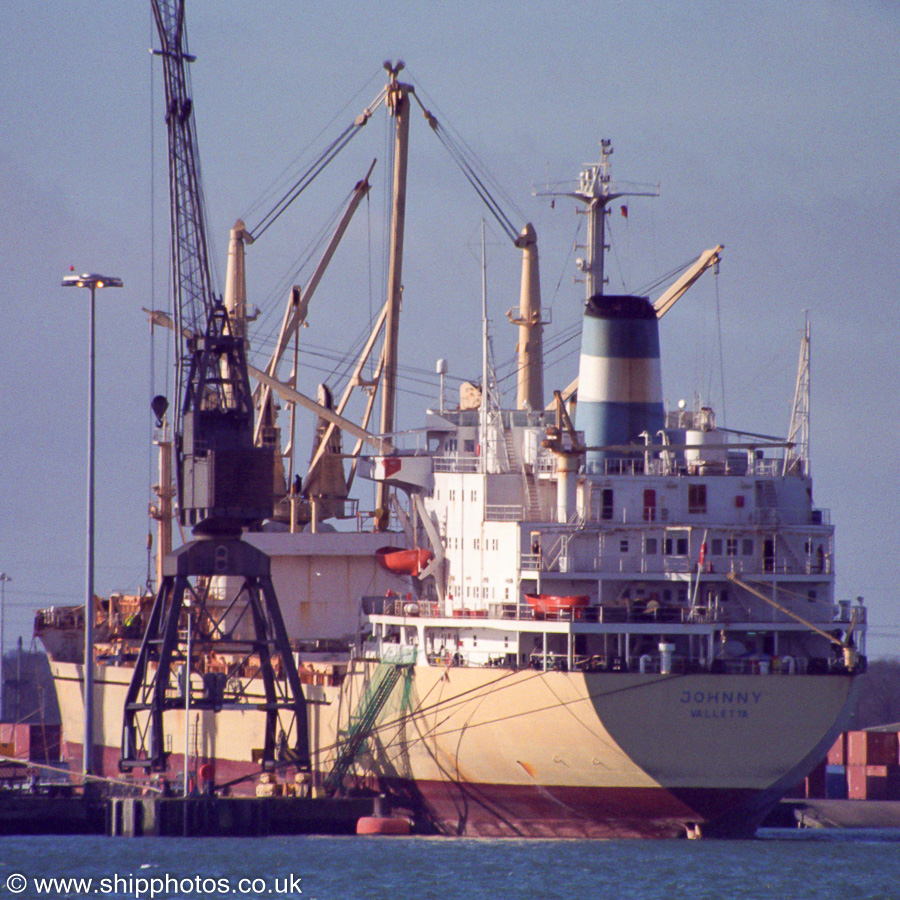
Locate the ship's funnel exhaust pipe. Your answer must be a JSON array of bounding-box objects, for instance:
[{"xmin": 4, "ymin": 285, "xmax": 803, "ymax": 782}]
[
  {"xmin": 510, "ymin": 223, "xmax": 544, "ymax": 411},
  {"xmin": 575, "ymin": 293, "xmax": 664, "ymax": 474}
]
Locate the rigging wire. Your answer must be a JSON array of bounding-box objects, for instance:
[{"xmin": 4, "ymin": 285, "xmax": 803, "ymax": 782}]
[
  {"xmin": 407, "ymin": 71, "xmax": 528, "ymax": 225},
  {"xmin": 404, "ymin": 76, "xmax": 525, "ymax": 245},
  {"xmin": 241, "ymin": 71, "xmax": 383, "ymax": 224},
  {"xmin": 248, "ymin": 121, "xmax": 365, "ymax": 241},
  {"xmin": 248, "ymin": 186, "xmax": 358, "ymax": 351},
  {"xmin": 430, "ymin": 124, "xmax": 519, "ymax": 244},
  {"xmin": 147, "ymin": 8, "xmax": 158, "ymax": 592}
]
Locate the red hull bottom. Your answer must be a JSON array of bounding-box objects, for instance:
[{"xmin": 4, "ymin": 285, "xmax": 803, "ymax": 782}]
[
  {"xmin": 379, "ymin": 777, "xmax": 763, "ymax": 839},
  {"xmin": 72, "ymin": 742, "xmax": 765, "ymax": 838}
]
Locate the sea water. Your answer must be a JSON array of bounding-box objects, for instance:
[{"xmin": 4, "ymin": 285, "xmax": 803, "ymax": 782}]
[{"xmin": 0, "ymin": 831, "xmax": 898, "ymax": 900}]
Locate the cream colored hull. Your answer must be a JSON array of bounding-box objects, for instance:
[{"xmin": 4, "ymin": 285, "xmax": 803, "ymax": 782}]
[{"xmin": 50, "ymin": 659, "xmax": 856, "ymax": 837}]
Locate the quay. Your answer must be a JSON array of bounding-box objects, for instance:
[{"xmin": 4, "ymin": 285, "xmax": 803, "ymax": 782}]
[{"xmin": 0, "ymin": 789, "xmax": 378, "ymax": 837}]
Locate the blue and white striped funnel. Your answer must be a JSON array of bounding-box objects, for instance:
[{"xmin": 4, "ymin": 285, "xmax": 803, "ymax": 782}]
[{"xmin": 575, "ymin": 293, "xmax": 664, "ymax": 473}]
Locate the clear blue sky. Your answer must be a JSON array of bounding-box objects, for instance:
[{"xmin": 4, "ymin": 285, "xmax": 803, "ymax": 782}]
[{"xmin": 1, "ymin": 1, "xmax": 898, "ymax": 656}]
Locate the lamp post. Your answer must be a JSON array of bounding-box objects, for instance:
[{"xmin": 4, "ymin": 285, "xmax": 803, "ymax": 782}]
[
  {"xmin": 0, "ymin": 573, "xmax": 10, "ymax": 723},
  {"xmin": 62, "ymin": 272, "xmax": 123, "ymax": 778}
]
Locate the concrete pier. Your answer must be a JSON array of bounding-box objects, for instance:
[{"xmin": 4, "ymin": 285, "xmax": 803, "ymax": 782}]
[
  {"xmin": 107, "ymin": 795, "xmax": 378, "ymax": 837},
  {"xmin": 0, "ymin": 791, "xmax": 378, "ymax": 837}
]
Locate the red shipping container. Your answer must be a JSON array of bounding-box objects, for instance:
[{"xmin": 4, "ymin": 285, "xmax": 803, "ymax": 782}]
[
  {"xmin": 826, "ymin": 733, "xmax": 847, "ymax": 766},
  {"xmin": 0, "ymin": 723, "xmax": 61, "ymax": 764},
  {"xmin": 847, "ymin": 764, "xmax": 889, "ymax": 800},
  {"xmin": 847, "ymin": 730, "xmax": 899, "ymax": 767}
]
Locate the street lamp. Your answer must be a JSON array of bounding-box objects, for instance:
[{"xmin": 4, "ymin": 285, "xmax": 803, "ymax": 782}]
[
  {"xmin": 0, "ymin": 573, "xmax": 10, "ymax": 723},
  {"xmin": 62, "ymin": 272, "xmax": 123, "ymax": 778}
]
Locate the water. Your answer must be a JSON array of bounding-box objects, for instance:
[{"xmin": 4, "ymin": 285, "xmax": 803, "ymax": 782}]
[{"xmin": 0, "ymin": 831, "xmax": 899, "ymax": 900}]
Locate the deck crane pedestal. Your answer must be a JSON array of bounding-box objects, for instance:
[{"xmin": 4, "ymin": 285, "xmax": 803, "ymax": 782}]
[{"xmin": 120, "ymin": 0, "xmax": 309, "ymax": 780}]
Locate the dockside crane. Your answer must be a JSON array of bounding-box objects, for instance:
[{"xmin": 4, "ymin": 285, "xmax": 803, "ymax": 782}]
[{"xmin": 120, "ymin": 0, "xmax": 309, "ymax": 781}]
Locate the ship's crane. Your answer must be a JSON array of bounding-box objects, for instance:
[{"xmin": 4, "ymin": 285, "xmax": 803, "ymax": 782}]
[{"xmin": 120, "ymin": 0, "xmax": 309, "ymax": 781}]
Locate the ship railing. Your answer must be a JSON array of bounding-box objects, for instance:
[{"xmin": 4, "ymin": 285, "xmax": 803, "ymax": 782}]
[
  {"xmin": 33, "ymin": 606, "xmax": 85, "ymax": 629},
  {"xmin": 746, "ymin": 508, "xmax": 833, "ymax": 528},
  {"xmin": 726, "ymin": 558, "xmax": 834, "ymax": 577},
  {"xmin": 591, "ymin": 555, "xmax": 836, "ymax": 578},
  {"xmin": 749, "ymin": 459, "xmax": 780, "ymax": 477},
  {"xmin": 834, "ymin": 600, "xmax": 866, "ymax": 624},
  {"xmin": 433, "ymin": 455, "xmax": 480, "ymax": 473},
  {"xmin": 486, "ymin": 503, "xmax": 524, "ymax": 521},
  {"xmin": 364, "ymin": 595, "xmax": 848, "ymax": 631},
  {"xmin": 582, "ymin": 454, "xmax": 805, "ymax": 479},
  {"xmin": 363, "ymin": 597, "xmax": 442, "ymax": 617},
  {"xmin": 380, "ymin": 643, "xmax": 418, "ymax": 665},
  {"xmin": 420, "ymin": 649, "xmax": 853, "ymax": 675}
]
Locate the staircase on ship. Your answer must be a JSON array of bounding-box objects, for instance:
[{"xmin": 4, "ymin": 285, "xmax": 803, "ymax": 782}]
[{"xmin": 323, "ymin": 658, "xmax": 414, "ymax": 796}]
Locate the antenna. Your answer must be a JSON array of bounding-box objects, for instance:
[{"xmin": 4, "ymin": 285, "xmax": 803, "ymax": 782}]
[
  {"xmin": 535, "ymin": 139, "xmax": 658, "ymax": 302},
  {"xmin": 784, "ymin": 314, "xmax": 811, "ymax": 475}
]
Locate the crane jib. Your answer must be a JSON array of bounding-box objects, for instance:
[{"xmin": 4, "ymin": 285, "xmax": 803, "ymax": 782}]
[{"xmin": 151, "ymin": 0, "xmax": 270, "ymax": 534}]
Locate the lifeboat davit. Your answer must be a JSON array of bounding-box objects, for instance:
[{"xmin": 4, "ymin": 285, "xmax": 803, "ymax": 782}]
[
  {"xmin": 376, "ymin": 546, "xmax": 434, "ymax": 576},
  {"xmin": 524, "ymin": 593, "xmax": 590, "ymax": 615}
]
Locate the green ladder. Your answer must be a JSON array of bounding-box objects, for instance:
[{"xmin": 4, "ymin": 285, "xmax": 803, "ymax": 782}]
[{"xmin": 323, "ymin": 661, "xmax": 412, "ymax": 796}]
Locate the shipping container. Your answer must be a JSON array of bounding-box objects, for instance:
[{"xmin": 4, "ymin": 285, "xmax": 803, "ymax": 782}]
[
  {"xmin": 826, "ymin": 732, "xmax": 847, "ymax": 766},
  {"xmin": 847, "ymin": 730, "xmax": 899, "ymax": 767}
]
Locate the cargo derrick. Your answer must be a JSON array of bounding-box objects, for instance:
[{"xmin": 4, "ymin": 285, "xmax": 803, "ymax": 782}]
[{"xmin": 120, "ymin": 0, "xmax": 309, "ymax": 780}]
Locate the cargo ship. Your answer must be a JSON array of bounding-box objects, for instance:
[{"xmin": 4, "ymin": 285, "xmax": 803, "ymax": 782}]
[{"xmin": 36, "ymin": 5, "xmax": 866, "ymax": 838}]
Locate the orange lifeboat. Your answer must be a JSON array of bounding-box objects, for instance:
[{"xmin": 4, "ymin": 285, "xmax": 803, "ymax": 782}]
[
  {"xmin": 376, "ymin": 546, "xmax": 434, "ymax": 576},
  {"xmin": 524, "ymin": 593, "xmax": 590, "ymax": 615}
]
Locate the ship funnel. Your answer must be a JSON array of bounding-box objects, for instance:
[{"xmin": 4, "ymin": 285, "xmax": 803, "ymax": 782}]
[{"xmin": 575, "ymin": 293, "xmax": 664, "ymax": 473}]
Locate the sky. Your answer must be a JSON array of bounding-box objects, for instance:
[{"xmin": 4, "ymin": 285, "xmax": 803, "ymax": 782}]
[{"xmin": 1, "ymin": 0, "xmax": 898, "ymax": 658}]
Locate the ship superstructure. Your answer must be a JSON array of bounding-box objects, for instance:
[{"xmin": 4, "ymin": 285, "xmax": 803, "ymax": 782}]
[{"xmin": 363, "ymin": 143, "xmax": 856, "ymax": 684}]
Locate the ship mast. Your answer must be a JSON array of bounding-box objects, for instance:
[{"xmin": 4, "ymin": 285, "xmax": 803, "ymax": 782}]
[
  {"xmin": 571, "ymin": 140, "xmax": 658, "ymax": 301},
  {"xmin": 375, "ymin": 61, "xmax": 411, "ymax": 528}
]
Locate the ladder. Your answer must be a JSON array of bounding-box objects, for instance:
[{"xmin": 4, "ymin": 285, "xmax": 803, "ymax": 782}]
[
  {"xmin": 523, "ymin": 470, "xmax": 541, "ymax": 520},
  {"xmin": 504, "ymin": 429, "xmax": 541, "ymax": 519},
  {"xmin": 323, "ymin": 662, "xmax": 411, "ymax": 796}
]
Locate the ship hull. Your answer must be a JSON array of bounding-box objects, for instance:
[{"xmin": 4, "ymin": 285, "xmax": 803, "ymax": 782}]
[{"xmin": 48, "ymin": 658, "xmax": 856, "ymax": 837}]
